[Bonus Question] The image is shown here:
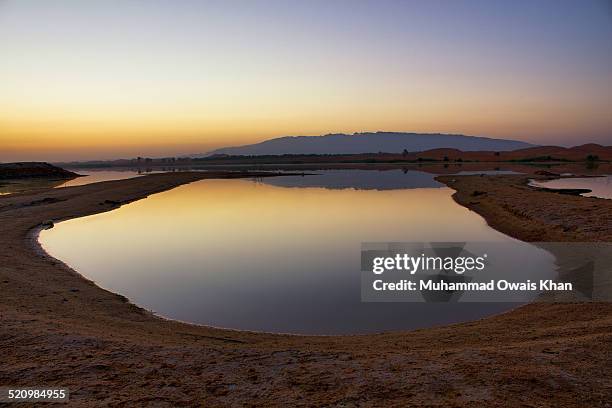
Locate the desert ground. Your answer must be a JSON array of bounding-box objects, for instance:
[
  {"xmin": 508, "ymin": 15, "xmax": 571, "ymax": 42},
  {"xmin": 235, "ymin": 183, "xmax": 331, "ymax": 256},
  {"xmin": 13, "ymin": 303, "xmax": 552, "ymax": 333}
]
[{"xmin": 1, "ymin": 171, "xmax": 611, "ymax": 407}]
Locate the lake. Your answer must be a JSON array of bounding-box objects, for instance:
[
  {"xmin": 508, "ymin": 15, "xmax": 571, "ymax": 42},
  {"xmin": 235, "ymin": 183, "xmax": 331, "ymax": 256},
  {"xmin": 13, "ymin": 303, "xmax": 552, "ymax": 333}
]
[{"xmin": 39, "ymin": 170, "xmax": 556, "ymax": 334}]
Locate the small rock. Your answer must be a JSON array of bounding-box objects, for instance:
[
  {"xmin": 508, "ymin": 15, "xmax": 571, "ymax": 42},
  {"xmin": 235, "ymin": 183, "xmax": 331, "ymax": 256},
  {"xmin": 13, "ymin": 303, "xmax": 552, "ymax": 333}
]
[{"xmin": 41, "ymin": 220, "xmax": 54, "ymax": 229}]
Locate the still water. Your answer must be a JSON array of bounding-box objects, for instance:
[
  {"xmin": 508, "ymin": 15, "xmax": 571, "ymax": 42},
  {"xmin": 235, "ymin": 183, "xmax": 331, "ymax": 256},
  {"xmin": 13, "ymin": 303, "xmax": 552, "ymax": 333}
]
[
  {"xmin": 57, "ymin": 169, "xmax": 156, "ymax": 188},
  {"xmin": 40, "ymin": 170, "xmax": 556, "ymax": 334},
  {"xmin": 531, "ymin": 175, "xmax": 612, "ymax": 199}
]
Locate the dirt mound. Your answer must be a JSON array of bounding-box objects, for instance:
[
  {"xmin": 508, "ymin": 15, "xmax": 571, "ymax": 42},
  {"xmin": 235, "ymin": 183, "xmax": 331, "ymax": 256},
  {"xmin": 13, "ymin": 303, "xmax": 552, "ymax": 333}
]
[{"xmin": 0, "ymin": 162, "xmax": 80, "ymax": 179}]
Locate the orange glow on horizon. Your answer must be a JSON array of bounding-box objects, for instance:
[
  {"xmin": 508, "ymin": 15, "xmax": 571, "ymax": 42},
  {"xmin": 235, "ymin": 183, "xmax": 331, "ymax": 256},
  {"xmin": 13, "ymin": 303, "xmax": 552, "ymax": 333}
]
[{"xmin": 1, "ymin": 1, "xmax": 610, "ymax": 161}]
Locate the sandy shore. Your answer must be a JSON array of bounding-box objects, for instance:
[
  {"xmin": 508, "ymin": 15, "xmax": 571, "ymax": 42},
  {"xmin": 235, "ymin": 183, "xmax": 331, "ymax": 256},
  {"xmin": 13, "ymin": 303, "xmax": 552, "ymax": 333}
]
[{"xmin": 1, "ymin": 171, "xmax": 612, "ymax": 407}]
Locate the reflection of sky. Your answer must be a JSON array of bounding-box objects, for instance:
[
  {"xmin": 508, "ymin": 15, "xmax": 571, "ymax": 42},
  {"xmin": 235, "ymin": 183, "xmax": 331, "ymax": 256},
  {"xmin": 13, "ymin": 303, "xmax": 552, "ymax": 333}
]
[
  {"xmin": 1, "ymin": 0, "xmax": 612, "ymax": 161},
  {"xmin": 40, "ymin": 176, "xmax": 555, "ymax": 334}
]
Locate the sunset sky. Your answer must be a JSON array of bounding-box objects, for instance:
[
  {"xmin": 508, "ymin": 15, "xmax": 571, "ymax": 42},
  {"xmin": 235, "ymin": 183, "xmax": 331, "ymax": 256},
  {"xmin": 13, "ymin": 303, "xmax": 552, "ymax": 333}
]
[{"xmin": 1, "ymin": 0, "xmax": 611, "ymax": 161}]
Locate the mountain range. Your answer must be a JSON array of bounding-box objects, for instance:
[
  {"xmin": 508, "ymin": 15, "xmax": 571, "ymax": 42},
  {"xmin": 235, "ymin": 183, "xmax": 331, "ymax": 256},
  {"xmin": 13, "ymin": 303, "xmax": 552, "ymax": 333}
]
[{"xmin": 204, "ymin": 132, "xmax": 535, "ymax": 156}]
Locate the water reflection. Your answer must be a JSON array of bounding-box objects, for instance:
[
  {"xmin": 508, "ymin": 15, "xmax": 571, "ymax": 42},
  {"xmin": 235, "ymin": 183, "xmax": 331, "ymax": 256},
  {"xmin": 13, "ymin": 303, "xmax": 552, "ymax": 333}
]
[
  {"xmin": 261, "ymin": 169, "xmax": 443, "ymax": 190},
  {"xmin": 531, "ymin": 175, "xmax": 612, "ymax": 199},
  {"xmin": 40, "ymin": 173, "xmax": 556, "ymax": 334},
  {"xmin": 259, "ymin": 169, "xmax": 521, "ymax": 190}
]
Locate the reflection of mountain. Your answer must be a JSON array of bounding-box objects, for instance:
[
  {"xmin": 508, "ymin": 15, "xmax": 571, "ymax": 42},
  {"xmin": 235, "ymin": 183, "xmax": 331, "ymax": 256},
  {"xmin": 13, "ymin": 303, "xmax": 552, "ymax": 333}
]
[
  {"xmin": 206, "ymin": 132, "xmax": 533, "ymax": 156},
  {"xmin": 257, "ymin": 170, "xmax": 443, "ymax": 190}
]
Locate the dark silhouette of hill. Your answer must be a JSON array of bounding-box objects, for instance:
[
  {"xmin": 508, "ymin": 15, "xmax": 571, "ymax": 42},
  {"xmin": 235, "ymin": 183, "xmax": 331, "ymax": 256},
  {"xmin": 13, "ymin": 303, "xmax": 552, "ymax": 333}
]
[
  {"xmin": 204, "ymin": 132, "xmax": 534, "ymax": 156},
  {"xmin": 407, "ymin": 144, "xmax": 612, "ymax": 162}
]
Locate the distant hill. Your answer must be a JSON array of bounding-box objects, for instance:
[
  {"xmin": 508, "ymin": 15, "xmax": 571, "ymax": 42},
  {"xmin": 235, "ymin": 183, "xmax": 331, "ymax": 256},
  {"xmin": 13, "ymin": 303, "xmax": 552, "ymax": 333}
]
[
  {"xmin": 408, "ymin": 143, "xmax": 612, "ymax": 162},
  {"xmin": 0, "ymin": 162, "xmax": 80, "ymax": 179},
  {"xmin": 500, "ymin": 144, "xmax": 612, "ymax": 161},
  {"xmin": 184, "ymin": 143, "xmax": 612, "ymax": 166},
  {"xmin": 204, "ymin": 132, "xmax": 535, "ymax": 156}
]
